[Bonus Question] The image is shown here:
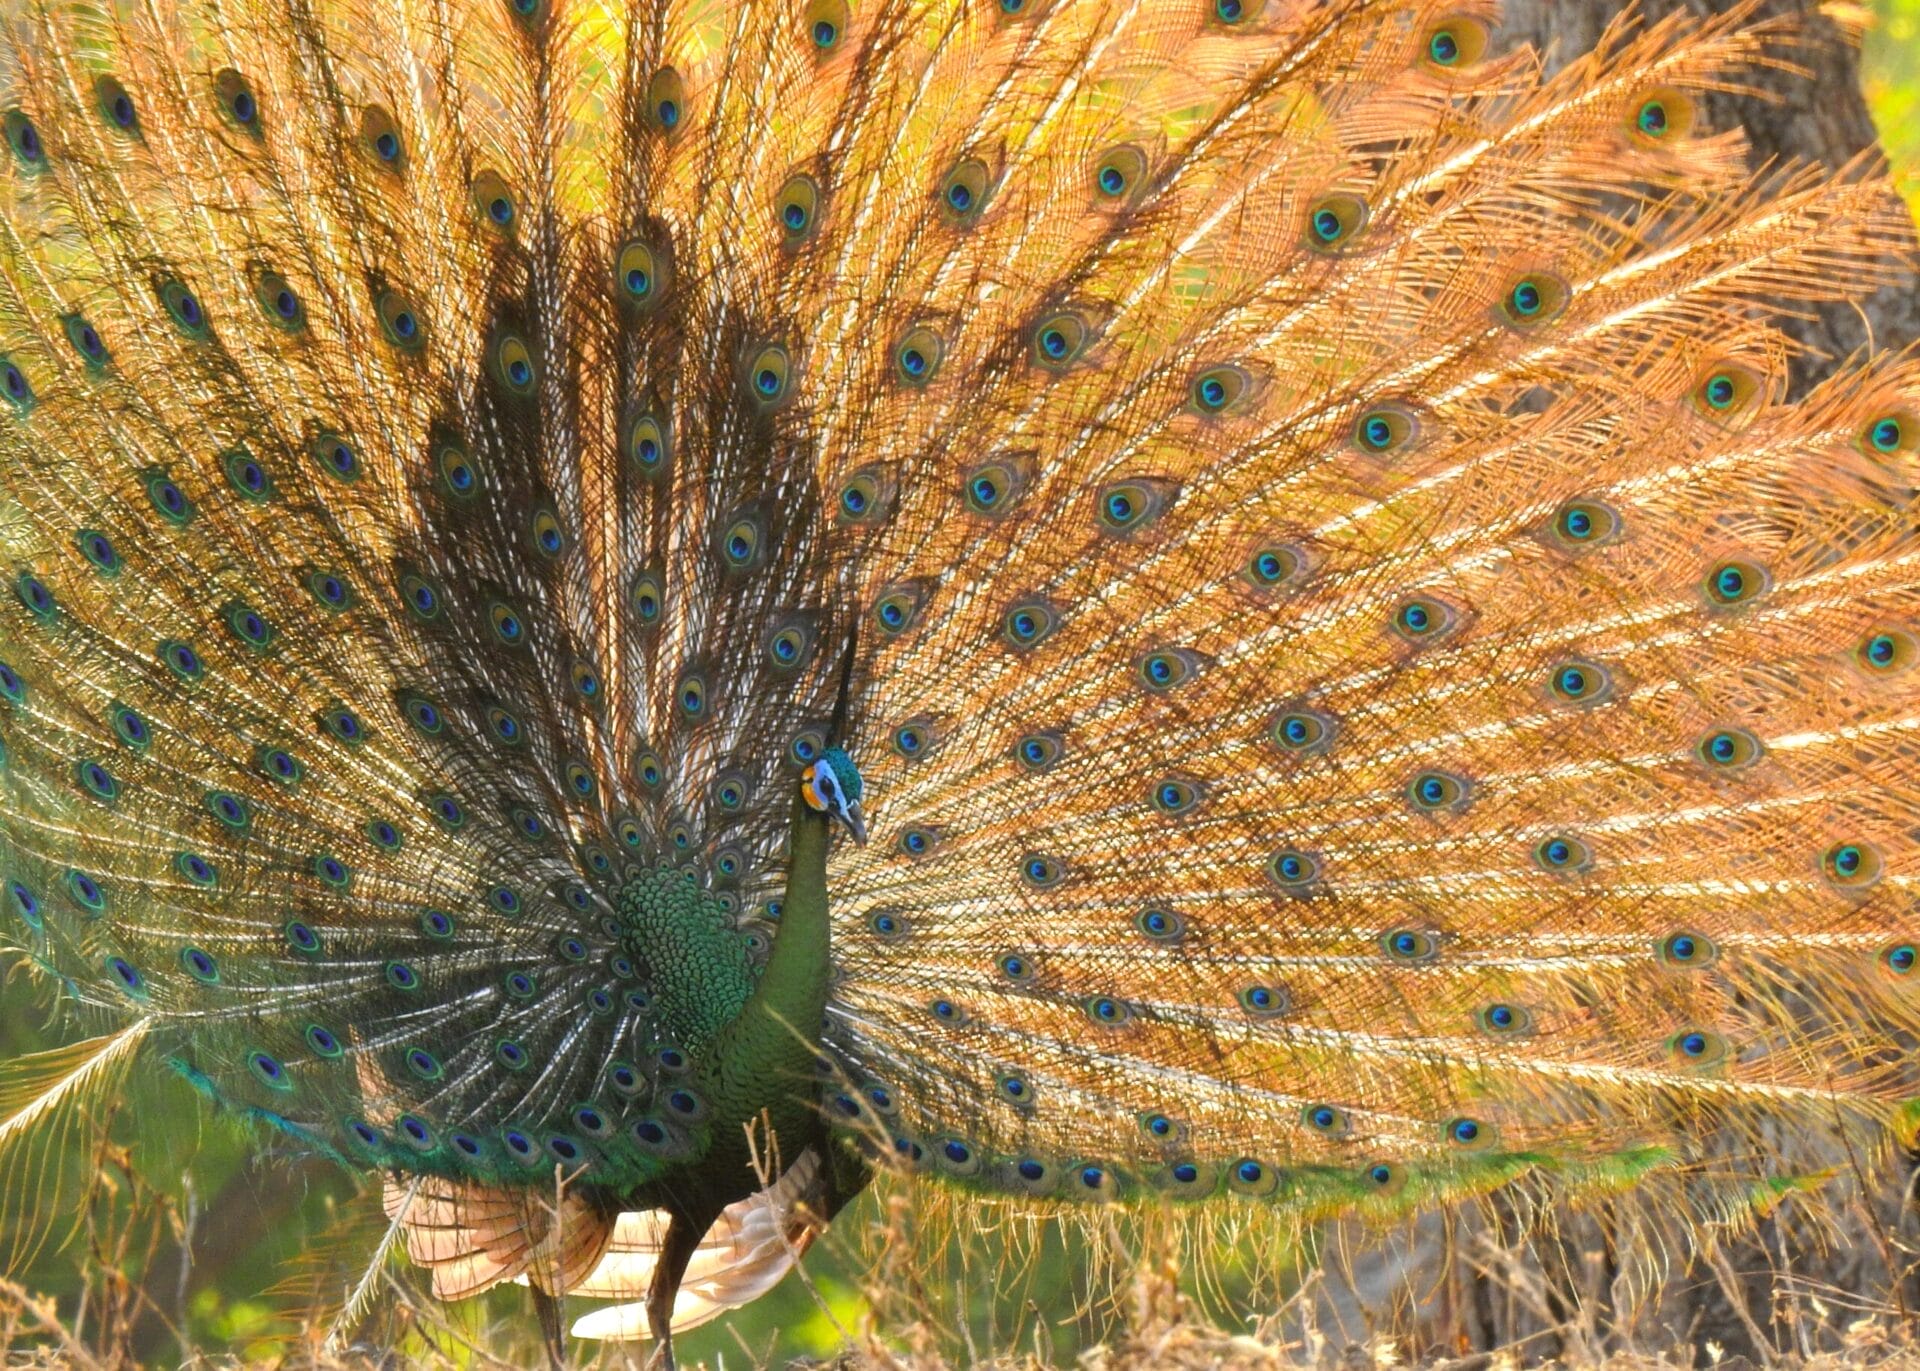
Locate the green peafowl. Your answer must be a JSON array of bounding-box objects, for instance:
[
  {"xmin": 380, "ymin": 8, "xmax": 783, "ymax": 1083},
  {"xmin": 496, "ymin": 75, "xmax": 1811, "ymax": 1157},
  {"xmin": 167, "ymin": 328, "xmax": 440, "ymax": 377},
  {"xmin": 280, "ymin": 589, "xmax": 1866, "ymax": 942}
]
[{"xmin": 0, "ymin": 0, "xmax": 1918, "ymax": 1362}]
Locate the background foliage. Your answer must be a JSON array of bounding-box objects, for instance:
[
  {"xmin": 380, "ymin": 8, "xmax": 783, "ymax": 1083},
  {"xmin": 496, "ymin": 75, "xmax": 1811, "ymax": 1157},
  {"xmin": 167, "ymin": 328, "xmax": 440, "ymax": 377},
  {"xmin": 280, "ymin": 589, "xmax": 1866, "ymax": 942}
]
[{"xmin": 4, "ymin": 5, "xmax": 1920, "ymax": 1367}]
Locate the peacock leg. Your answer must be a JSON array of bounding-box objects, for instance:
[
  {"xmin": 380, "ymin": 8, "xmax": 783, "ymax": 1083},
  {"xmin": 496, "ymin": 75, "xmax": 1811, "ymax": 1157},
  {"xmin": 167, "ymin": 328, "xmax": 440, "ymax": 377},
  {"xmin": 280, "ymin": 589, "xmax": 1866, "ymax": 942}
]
[
  {"xmin": 530, "ymin": 1285, "xmax": 566, "ymax": 1371},
  {"xmin": 642, "ymin": 1207, "xmax": 709, "ymax": 1371}
]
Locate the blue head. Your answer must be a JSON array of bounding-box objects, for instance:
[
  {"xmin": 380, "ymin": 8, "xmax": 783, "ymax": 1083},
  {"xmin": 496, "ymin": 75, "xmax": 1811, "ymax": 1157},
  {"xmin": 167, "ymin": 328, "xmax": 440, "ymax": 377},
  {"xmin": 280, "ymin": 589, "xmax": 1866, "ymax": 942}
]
[{"xmin": 801, "ymin": 747, "xmax": 866, "ymax": 844}]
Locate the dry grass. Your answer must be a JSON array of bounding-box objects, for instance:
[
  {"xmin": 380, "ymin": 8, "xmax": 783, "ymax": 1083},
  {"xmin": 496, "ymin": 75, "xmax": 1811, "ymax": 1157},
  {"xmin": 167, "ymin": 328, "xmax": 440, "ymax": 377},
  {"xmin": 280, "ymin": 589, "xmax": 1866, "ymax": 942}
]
[
  {"xmin": 7, "ymin": 1155, "xmax": 1920, "ymax": 1370},
  {"xmin": 5, "ymin": 1105, "xmax": 1920, "ymax": 1369}
]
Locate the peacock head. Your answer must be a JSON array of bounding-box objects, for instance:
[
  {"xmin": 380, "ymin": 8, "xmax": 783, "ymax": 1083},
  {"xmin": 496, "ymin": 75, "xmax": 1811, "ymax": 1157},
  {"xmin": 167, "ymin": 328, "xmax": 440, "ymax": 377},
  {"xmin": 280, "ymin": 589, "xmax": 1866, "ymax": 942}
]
[{"xmin": 801, "ymin": 748, "xmax": 866, "ymax": 844}]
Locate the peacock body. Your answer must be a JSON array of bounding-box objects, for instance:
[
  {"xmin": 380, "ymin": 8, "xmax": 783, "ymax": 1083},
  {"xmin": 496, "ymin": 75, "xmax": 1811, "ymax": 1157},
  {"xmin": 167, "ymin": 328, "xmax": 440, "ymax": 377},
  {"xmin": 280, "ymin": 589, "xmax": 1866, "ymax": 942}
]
[{"xmin": 0, "ymin": 0, "xmax": 1917, "ymax": 1359}]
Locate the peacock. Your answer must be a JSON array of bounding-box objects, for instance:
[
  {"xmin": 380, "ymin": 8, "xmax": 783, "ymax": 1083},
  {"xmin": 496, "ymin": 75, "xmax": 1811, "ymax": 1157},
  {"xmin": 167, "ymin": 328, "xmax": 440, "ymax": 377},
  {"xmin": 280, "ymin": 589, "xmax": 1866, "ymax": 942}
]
[{"xmin": 0, "ymin": 0, "xmax": 1917, "ymax": 1362}]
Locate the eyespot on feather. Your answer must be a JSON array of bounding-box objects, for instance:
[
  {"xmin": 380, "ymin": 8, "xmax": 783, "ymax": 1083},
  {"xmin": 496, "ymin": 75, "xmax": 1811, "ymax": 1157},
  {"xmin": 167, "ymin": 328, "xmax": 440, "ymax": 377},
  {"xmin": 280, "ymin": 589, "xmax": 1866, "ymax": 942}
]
[
  {"xmin": 777, "ymin": 173, "xmax": 823, "ymax": 242},
  {"xmin": 648, "ymin": 68, "xmax": 687, "ymax": 134},
  {"xmin": 252, "ymin": 269, "xmax": 305, "ymax": 330},
  {"xmin": 1031, "ymin": 311, "xmax": 1090, "ymax": 370},
  {"xmin": 1303, "ymin": 194, "xmax": 1368, "ymax": 252},
  {"xmin": 802, "ymin": 0, "xmax": 850, "ymax": 53},
  {"xmin": 1692, "ymin": 362, "xmax": 1766, "ymax": 426},
  {"xmin": 1497, "ymin": 273, "xmax": 1568, "ymax": 328},
  {"xmin": 214, "ymin": 69, "xmax": 262, "ymax": 136},
  {"xmin": 1421, "ymin": 15, "xmax": 1489, "ymax": 70},
  {"xmin": 615, "ymin": 237, "xmax": 671, "ymax": 311},
  {"xmin": 376, "ymin": 291, "xmax": 426, "ymax": 352},
  {"xmin": 624, "ymin": 409, "xmax": 672, "ymax": 478},
  {"xmin": 837, "ymin": 464, "xmax": 897, "ymax": 524},
  {"xmin": 938, "ymin": 159, "xmax": 992, "ymax": 225},
  {"xmin": 894, "ymin": 327, "xmax": 944, "ymax": 386},
  {"xmin": 1191, "ymin": 366, "xmax": 1251, "ymax": 415},
  {"xmin": 1092, "ymin": 145, "xmax": 1148, "ymax": 204},
  {"xmin": 359, "ymin": 105, "xmax": 406, "ymax": 171},
  {"xmin": 1628, "ymin": 86, "xmax": 1695, "ymax": 145},
  {"xmin": 471, "ymin": 171, "xmax": 517, "ymax": 233},
  {"xmin": 1353, "ymin": 404, "xmax": 1419, "ymax": 456}
]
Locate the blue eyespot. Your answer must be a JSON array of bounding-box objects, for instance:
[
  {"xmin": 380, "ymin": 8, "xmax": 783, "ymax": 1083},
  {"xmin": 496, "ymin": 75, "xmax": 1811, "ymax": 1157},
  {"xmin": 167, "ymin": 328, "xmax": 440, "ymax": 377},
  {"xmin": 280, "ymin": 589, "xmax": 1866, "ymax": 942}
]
[
  {"xmin": 1268, "ymin": 849, "xmax": 1318, "ymax": 887},
  {"xmin": 65, "ymin": 870, "xmax": 105, "ymax": 914},
  {"xmin": 7, "ymin": 881, "xmax": 41, "ymax": 929},
  {"xmin": 1383, "ymin": 927, "xmax": 1437, "ymax": 962},
  {"xmin": 106, "ymin": 956, "xmax": 144, "ymax": 997},
  {"xmin": 1478, "ymin": 1002, "xmax": 1531, "ymax": 1036},
  {"xmin": 285, "ymin": 920, "xmax": 322, "ymax": 954}
]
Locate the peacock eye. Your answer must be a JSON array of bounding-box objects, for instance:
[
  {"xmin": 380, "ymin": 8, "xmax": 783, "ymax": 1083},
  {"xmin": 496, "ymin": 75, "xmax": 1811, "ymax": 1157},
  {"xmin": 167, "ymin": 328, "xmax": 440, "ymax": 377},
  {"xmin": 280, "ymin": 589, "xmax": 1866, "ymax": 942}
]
[
  {"xmin": 1696, "ymin": 727, "xmax": 1762, "ymax": 770},
  {"xmin": 838, "ymin": 465, "xmax": 894, "ymax": 524},
  {"xmin": 1476, "ymin": 1002, "xmax": 1533, "ymax": 1036},
  {"xmin": 1392, "ymin": 597, "xmax": 1455, "ymax": 642},
  {"xmin": 767, "ymin": 621, "xmax": 814, "ymax": 668},
  {"xmin": 1421, "ymin": 17, "xmax": 1488, "ymax": 68},
  {"xmin": 939, "ymin": 158, "xmax": 991, "ymax": 224},
  {"xmin": 1137, "ymin": 648, "xmax": 1197, "ymax": 690},
  {"xmin": 893, "ymin": 327, "xmax": 943, "ymax": 385},
  {"xmin": 254, "ymin": 270, "xmax": 304, "ymax": 329},
  {"xmin": 1272, "ymin": 708, "xmax": 1334, "ymax": 754},
  {"xmin": 1135, "ymin": 907, "xmax": 1185, "ymax": 941},
  {"xmin": 1014, "ymin": 731, "xmax": 1062, "ymax": 771},
  {"xmin": 616, "ymin": 238, "xmax": 669, "ymax": 309},
  {"xmin": 1304, "ymin": 194, "xmax": 1367, "ymax": 251},
  {"xmin": 1629, "ymin": 87, "xmax": 1694, "ymax": 143},
  {"xmin": 1668, "ymin": 1029, "xmax": 1726, "ymax": 1067},
  {"xmin": 1863, "ymin": 411, "xmax": 1916, "ymax": 456},
  {"xmin": 1858, "ymin": 628, "xmax": 1916, "ymax": 674},
  {"xmin": 1031, "ymin": 312, "xmax": 1089, "ymax": 370},
  {"xmin": 1659, "ymin": 930, "xmax": 1718, "ymax": 967},
  {"xmin": 1548, "ymin": 658, "xmax": 1613, "ymax": 705},
  {"xmin": 1533, "ymin": 833, "xmax": 1591, "ymax": 872},
  {"xmin": 492, "ymin": 333, "xmax": 538, "ymax": 394},
  {"xmin": 472, "ymin": 171, "xmax": 517, "ymax": 231},
  {"xmin": 648, "ymin": 67, "xmax": 686, "ymax": 133},
  {"xmin": 1354, "ymin": 405, "xmax": 1418, "ymax": 455},
  {"xmin": 1302, "ymin": 1103, "xmax": 1350, "ymax": 1136},
  {"xmin": 1268, "ymin": 848, "xmax": 1319, "ymax": 887},
  {"xmin": 1499, "ymin": 273, "xmax": 1568, "ymax": 327},
  {"xmin": 1551, "ymin": 499, "xmax": 1619, "ymax": 548},
  {"xmin": 1693, "ymin": 362, "xmax": 1763, "ymax": 424},
  {"xmin": 803, "ymin": 0, "xmax": 848, "ymax": 51},
  {"xmin": 1381, "ymin": 927, "xmax": 1439, "ymax": 962},
  {"xmin": 1093, "ymin": 145, "xmax": 1147, "ymax": 202},
  {"xmin": 1239, "ymin": 984, "xmax": 1288, "ymax": 1018},
  {"xmin": 1151, "ymin": 778, "xmax": 1201, "ymax": 815},
  {"xmin": 630, "ymin": 570, "xmax": 665, "ymax": 626},
  {"xmin": 963, "ymin": 461, "xmax": 1025, "ymax": 516},
  {"xmin": 1406, "ymin": 770, "xmax": 1468, "ymax": 811},
  {"xmin": 1096, "ymin": 480, "xmax": 1172, "ymax": 535},
  {"xmin": 1704, "ymin": 558, "xmax": 1768, "ymax": 608},
  {"xmin": 745, "ymin": 344, "xmax": 793, "ymax": 404},
  {"xmin": 1823, "ymin": 840, "xmax": 1882, "ymax": 889},
  {"xmin": 873, "ymin": 583, "xmax": 928, "ymax": 634},
  {"xmin": 1003, "ymin": 599, "xmax": 1058, "ymax": 649}
]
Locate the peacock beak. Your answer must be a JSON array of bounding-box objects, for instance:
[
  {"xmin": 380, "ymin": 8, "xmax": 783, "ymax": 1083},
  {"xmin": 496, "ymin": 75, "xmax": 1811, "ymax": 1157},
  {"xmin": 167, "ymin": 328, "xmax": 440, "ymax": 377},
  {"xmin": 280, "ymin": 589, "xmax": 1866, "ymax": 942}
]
[{"xmin": 842, "ymin": 801, "xmax": 867, "ymax": 846}]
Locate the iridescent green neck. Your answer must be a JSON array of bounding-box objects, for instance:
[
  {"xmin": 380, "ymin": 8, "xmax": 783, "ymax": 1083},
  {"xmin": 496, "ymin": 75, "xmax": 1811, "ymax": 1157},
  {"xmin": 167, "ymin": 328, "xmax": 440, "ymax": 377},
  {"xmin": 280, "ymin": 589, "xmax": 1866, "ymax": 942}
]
[{"xmin": 698, "ymin": 791, "xmax": 835, "ymax": 1151}]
